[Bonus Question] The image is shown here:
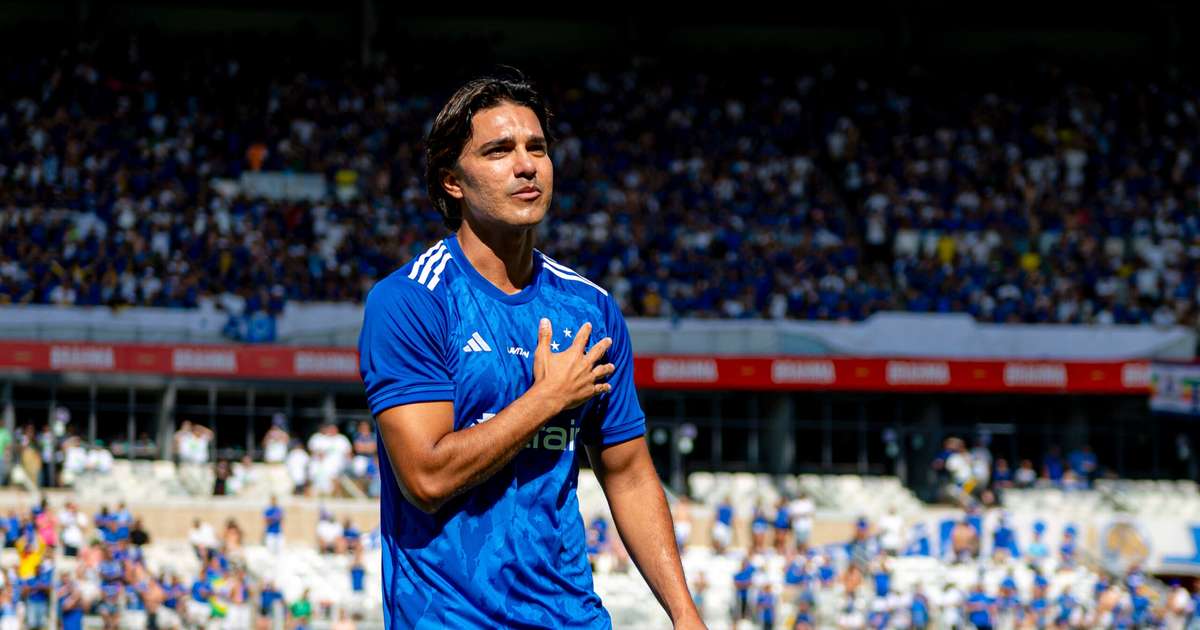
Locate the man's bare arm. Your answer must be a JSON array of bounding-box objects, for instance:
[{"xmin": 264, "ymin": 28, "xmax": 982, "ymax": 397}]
[
  {"xmin": 377, "ymin": 319, "xmax": 614, "ymax": 514},
  {"xmin": 587, "ymin": 438, "xmax": 705, "ymax": 629}
]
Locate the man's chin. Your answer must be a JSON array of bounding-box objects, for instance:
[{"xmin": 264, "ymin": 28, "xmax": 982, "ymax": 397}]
[{"xmin": 505, "ymin": 204, "xmax": 549, "ymax": 227}]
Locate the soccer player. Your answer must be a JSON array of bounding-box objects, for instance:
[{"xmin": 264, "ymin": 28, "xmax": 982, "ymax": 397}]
[{"xmin": 359, "ymin": 72, "xmax": 704, "ymax": 628}]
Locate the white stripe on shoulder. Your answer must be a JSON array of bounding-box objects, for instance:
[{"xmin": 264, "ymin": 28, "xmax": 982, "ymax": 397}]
[
  {"xmin": 424, "ymin": 252, "xmax": 454, "ymax": 291},
  {"xmin": 417, "ymin": 247, "xmax": 448, "ymax": 285},
  {"xmin": 408, "ymin": 242, "xmax": 445, "ymax": 280},
  {"xmin": 540, "ymin": 254, "xmax": 609, "ymax": 296}
]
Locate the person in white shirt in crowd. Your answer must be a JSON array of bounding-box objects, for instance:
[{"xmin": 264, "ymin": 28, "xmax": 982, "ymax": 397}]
[
  {"xmin": 316, "ymin": 510, "xmax": 343, "ymax": 554},
  {"xmin": 939, "ymin": 583, "xmax": 964, "ymax": 628},
  {"xmin": 1015, "ymin": 459, "xmax": 1038, "ymax": 488},
  {"xmin": 878, "ymin": 506, "xmax": 905, "ymax": 556},
  {"xmin": 87, "ymin": 441, "xmax": 113, "ymax": 474},
  {"xmin": 308, "ymin": 450, "xmax": 337, "ymax": 497},
  {"xmin": 944, "ymin": 438, "xmax": 974, "ymax": 500},
  {"xmin": 227, "ymin": 455, "xmax": 257, "ymax": 495},
  {"xmin": 58, "ymin": 501, "xmax": 88, "ymax": 557},
  {"xmin": 1167, "ymin": 581, "xmax": 1193, "ymax": 629},
  {"xmin": 285, "ymin": 441, "xmax": 309, "ymax": 496},
  {"xmin": 60, "ymin": 436, "xmax": 88, "ymax": 486},
  {"xmin": 188, "ymin": 518, "xmax": 218, "ymax": 560},
  {"xmin": 970, "ymin": 438, "xmax": 992, "ymax": 489},
  {"xmin": 184, "ymin": 423, "xmax": 213, "ymax": 465},
  {"xmin": 174, "ymin": 420, "xmax": 194, "ymax": 462},
  {"xmin": 262, "ymin": 414, "xmax": 290, "ymax": 464},
  {"xmin": 175, "ymin": 420, "xmax": 214, "ymax": 495},
  {"xmin": 307, "ymin": 422, "xmax": 352, "ymax": 478},
  {"xmin": 788, "ymin": 491, "xmax": 816, "ymax": 549}
]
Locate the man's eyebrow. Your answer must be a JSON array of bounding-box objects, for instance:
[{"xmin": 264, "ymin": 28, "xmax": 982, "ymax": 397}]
[
  {"xmin": 478, "ymin": 136, "xmax": 512, "ymax": 152},
  {"xmin": 478, "ymin": 135, "xmax": 547, "ymax": 152}
]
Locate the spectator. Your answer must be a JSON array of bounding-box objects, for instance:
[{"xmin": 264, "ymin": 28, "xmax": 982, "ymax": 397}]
[
  {"xmin": 1043, "ymin": 446, "xmax": 1065, "ymax": 485},
  {"xmin": 342, "ymin": 518, "xmax": 361, "ymax": 553},
  {"xmin": 878, "ymin": 507, "xmax": 904, "ymax": 556},
  {"xmin": 188, "ymin": 519, "xmax": 217, "ymax": 560},
  {"xmin": 350, "ymin": 420, "xmax": 376, "ymax": 479},
  {"xmin": 308, "ymin": 450, "xmax": 336, "ymax": 497},
  {"xmin": 350, "ymin": 546, "xmax": 366, "ymax": 594},
  {"xmin": 57, "ymin": 573, "xmax": 84, "ymax": 630},
  {"xmin": 992, "ymin": 458, "xmax": 1013, "ymax": 489},
  {"xmin": 732, "ymin": 557, "xmax": 755, "ymax": 623},
  {"xmin": 58, "ymin": 502, "xmax": 87, "ymax": 557},
  {"xmin": 289, "ymin": 589, "xmax": 313, "ymax": 630},
  {"xmin": 213, "ymin": 459, "xmax": 231, "ymax": 496},
  {"xmin": 332, "ymin": 609, "xmax": 358, "ymax": 630},
  {"xmin": 285, "ymin": 441, "xmax": 310, "ymax": 496},
  {"xmin": 316, "ymin": 511, "xmax": 342, "ymax": 555},
  {"xmin": 1014, "ymin": 459, "xmax": 1038, "ymax": 489},
  {"xmin": 264, "ymin": 496, "xmax": 284, "ymax": 554},
  {"xmin": 755, "ymin": 583, "xmax": 776, "ymax": 630},
  {"xmin": 35, "ymin": 424, "xmax": 56, "ymax": 488},
  {"xmin": 307, "ymin": 422, "xmax": 352, "ymax": 480},
  {"xmin": 0, "ymin": 426, "xmax": 11, "ymax": 486},
  {"xmin": 258, "ymin": 579, "xmax": 284, "ymax": 630},
  {"xmin": 1068, "ymin": 444, "xmax": 1099, "ymax": 486},
  {"xmin": 788, "ymin": 491, "xmax": 815, "ymax": 550},
  {"xmin": 20, "ymin": 559, "xmax": 52, "ymax": 630},
  {"xmin": 712, "ymin": 497, "xmax": 734, "ymax": 552},
  {"xmin": 222, "ymin": 519, "xmax": 243, "ymax": 555},
  {"xmin": 227, "ymin": 454, "xmax": 257, "ymax": 495},
  {"xmin": 262, "ymin": 415, "xmax": 291, "ymax": 464},
  {"xmin": 60, "ymin": 437, "xmax": 87, "ymax": 486},
  {"xmin": 87, "ymin": 441, "xmax": 114, "ymax": 474},
  {"xmin": 173, "ymin": 420, "xmax": 193, "ymax": 462}
]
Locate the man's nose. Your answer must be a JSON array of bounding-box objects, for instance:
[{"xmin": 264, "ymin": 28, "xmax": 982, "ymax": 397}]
[{"xmin": 513, "ymin": 148, "xmax": 537, "ymax": 178}]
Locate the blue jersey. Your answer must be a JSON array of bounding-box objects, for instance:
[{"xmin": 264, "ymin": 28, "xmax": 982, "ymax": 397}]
[
  {"xmin": 359, "ymin": 236, "xmax": 646, "ymax": 629},
  {"xmin": 264, "ymin": 507, "xmax": 283, "ymax": 534}
]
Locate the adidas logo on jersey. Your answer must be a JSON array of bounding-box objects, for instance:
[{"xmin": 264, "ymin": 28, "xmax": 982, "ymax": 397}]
[{"xmin": 462, "ymin": 332, "xmax": 493, "ymax": 353}]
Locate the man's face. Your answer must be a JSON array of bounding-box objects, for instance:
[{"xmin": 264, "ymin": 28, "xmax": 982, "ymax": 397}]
[{"xmin": 444, "ymin": 101, "xmax": 553, "ymax": 230}]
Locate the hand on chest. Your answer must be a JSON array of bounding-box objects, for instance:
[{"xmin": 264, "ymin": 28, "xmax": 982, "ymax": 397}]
[{"xmin": 450, "ymin": 294, "xmax": 607, "ymax": 427}]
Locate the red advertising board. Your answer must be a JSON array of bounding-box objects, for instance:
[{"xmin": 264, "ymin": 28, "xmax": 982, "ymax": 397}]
[{"xmin": 0, "ymin": 342, "xmax": 1151, "ymax": 394}]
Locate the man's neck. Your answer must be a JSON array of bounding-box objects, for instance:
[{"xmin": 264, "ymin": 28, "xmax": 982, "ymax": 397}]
[{"xmin": 456, "ymin": 220, "xmax": 535, "ymax": 295}]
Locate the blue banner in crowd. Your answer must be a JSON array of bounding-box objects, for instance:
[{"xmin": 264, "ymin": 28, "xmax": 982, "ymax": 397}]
[{"xmin": 223, "ymin": 312, "xmax": 277, "ymax": 343}]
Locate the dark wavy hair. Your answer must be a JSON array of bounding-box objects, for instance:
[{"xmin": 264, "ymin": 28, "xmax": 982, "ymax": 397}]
[{"xmin": 424, "ymin": 71, "xmax": 553, "ymax": 231}]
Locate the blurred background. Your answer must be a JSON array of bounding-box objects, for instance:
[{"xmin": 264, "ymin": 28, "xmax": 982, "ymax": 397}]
[{"xmin": 3, "ymin": 2, "xmax": 1200, "ymax": 628}]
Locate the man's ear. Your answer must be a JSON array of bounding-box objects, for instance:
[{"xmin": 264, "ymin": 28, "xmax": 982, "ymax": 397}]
[{"xmin": 441, "ymin": 169, "xmax": 464, "ymax": 200}]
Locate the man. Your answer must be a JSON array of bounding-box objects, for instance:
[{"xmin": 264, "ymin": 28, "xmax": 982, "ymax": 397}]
[
  {"xmin": 58, "ymin": 573, "xmax": 85, "ymax": 630},
  {"xmin": 263, "ymin": 496, "xmax": 284, "ymax": 554},
  {"xmin": 359, "ymin": 72, "xmax": 703, "ymax": 628}
]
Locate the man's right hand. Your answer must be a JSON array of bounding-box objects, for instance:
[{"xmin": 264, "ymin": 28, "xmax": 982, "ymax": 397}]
[{"xmin": 532, "ymin": 318, "xmax": 614, "ymax": 413}]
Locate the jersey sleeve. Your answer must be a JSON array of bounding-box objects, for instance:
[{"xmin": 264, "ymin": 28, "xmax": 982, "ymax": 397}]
[
  {"xmin": 358, "ymin": 277, "xmax": 455, "ymax": 416},
  {"xmin": 582, "ymin": 295, "xmax": 646, "ymax": 446}
]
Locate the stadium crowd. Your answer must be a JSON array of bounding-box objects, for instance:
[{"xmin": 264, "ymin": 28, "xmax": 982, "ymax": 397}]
[
  {"xmin": 2, "ymin": 37, "xmax": 1200, "ymax": 328},
  {"xmin": 0, "ymin": 496, "xmax": 374, "ymax": 630},
  {"xmin": 0, "ymin": 410, "xmax": 382, "ymax": 502},
  {"xmin": 589, "ymin": 497, "xmax": 1200, "ymax": 629}
]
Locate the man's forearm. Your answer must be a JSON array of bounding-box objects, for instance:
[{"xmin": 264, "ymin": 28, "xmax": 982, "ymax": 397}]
[
  {"xmin": 392, "ymin": 384, "xmax": 563, "ymax": 512},
  {"xmin": 602, "ymin": 457, "xmax": 699, "ymax": 623}
]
